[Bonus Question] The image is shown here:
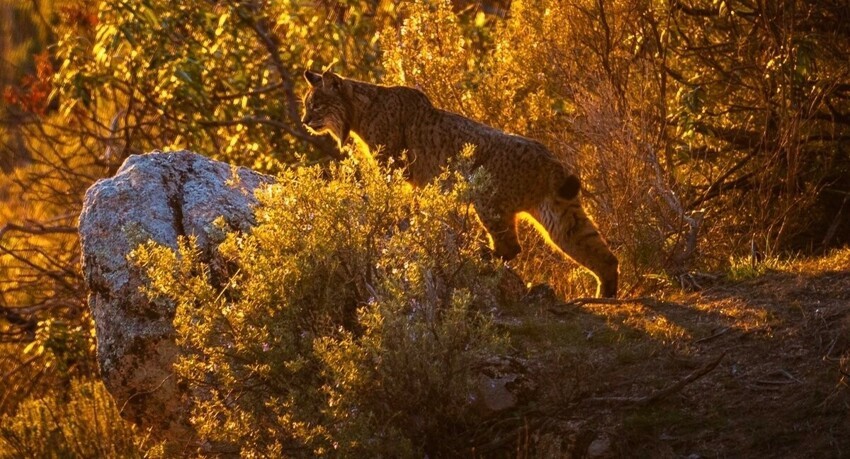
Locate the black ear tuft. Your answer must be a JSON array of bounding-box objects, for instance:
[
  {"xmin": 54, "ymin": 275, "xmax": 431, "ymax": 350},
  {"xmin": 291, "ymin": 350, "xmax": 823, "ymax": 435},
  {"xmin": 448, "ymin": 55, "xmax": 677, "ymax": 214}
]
[{"xmin": 304, "ymin": 70, "xmax": 322, "ymax": 87}]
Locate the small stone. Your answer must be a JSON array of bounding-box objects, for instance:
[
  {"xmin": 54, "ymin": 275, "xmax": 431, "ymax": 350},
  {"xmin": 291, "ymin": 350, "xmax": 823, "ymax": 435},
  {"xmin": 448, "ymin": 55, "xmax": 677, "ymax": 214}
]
[
  {"xmin": 477, "ymin": 374, "xmax": 519, "ymax": 412},
  {"xmin": 587, "ymin": 434, "xmax": 612, "ymax": 458}
]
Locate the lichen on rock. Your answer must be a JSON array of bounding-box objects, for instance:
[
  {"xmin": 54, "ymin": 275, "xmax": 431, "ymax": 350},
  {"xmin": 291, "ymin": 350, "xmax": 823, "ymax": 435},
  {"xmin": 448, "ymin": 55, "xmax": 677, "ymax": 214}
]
[{"xmin": 79, "ymin": 150, "xmax": 272, "ymax": 442}]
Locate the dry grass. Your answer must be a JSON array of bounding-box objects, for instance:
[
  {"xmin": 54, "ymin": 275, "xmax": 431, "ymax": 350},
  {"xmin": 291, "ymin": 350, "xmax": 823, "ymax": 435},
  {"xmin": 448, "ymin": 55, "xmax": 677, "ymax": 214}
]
[{"xmin": 490, "ymin": 247, "xmax": 850, "ymax": 457}]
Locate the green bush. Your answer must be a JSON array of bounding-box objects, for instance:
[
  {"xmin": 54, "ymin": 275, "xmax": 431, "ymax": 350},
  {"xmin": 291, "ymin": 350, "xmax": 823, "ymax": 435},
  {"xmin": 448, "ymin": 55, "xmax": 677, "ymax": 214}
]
[{"xmin": 133, "ymin": 151, "xmax": 508, "ymax": 456}]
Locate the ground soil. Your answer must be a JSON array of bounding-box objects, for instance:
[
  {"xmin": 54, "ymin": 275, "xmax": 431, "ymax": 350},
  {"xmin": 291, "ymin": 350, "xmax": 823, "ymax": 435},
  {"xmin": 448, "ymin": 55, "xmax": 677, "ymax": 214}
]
[{"xmin": 483, "ymin": 251, "xmax": 850, "ymax": 458}]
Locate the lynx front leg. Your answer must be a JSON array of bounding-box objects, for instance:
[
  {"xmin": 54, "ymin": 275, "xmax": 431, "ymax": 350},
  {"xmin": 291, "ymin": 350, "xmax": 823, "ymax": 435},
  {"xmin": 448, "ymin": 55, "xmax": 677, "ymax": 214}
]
[{"xmin": 530, "ymin": 198, "xmax": 618, "ymax": 298}]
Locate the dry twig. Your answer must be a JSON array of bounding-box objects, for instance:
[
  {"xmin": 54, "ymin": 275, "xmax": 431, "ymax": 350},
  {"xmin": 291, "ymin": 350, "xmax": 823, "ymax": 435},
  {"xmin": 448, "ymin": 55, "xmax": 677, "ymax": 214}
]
[
  {"xmin": 588, "ymin": 352, "xmax": 727, "ymax": 406},
  {"xmin": 695, "ymin": 326, "xmax": 731, "ymax": 343}
]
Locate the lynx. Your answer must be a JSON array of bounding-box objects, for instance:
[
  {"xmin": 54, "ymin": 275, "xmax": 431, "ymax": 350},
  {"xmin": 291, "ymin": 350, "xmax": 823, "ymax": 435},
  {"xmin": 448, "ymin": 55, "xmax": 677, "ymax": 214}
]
[{"xmin": 301, "ymin": 69, "xmax": 618, "ymax": 297}]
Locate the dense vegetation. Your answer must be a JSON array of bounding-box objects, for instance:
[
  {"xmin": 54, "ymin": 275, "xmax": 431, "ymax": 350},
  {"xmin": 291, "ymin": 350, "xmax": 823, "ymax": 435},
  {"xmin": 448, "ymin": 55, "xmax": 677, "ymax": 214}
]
[
  {"xmin": 1, "ymin": 0, "xmax": 848, "ymax": 456},
  {"xmin": 133, "ymin": 154, "xmax": 509, "ymax": 455}
]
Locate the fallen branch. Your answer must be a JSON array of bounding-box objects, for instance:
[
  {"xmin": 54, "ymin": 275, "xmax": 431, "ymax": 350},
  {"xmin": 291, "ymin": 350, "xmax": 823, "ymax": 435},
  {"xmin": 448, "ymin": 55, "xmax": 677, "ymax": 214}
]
[
  {"xmin": 755, "ymin": 369, "xmax": 803, "ymax": 386},
  {"xmin": 588, "ymin": 352, "xmax": 726, "ymax": 406},
  {"xmin": 694, "ymin": 326, "xmax": 731, "ymax": 343}
]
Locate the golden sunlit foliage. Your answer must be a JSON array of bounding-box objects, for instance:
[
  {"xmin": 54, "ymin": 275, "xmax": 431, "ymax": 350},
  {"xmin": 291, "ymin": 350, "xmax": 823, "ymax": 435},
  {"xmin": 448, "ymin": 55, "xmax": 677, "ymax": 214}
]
[
  {"xmin": 132, "ymin": 155, "xmax": 506, "ymax": 456},
  {"xmin": 55, "ymin": 0, "xmax": 395, "ymax": 170},
  {"xmin": 0, "ymin": 0, "xmax": 849, "ymax": 456},
  {"xmin": 0, "ymin": 378, "xmax": 139, "ymax": 459},
  {"xmin": 382, "ymin": 0, "xmax": 850, "ymax": 291}
]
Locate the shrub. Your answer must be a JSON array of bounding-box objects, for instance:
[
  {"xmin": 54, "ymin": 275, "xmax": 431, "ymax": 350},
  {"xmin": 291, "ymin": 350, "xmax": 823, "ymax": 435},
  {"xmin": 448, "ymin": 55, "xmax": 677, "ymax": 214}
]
[
  {"xmin": 133, "ymin": 151, "xmax": 508, "ymax": 456},
  {"xmin": 0, "ymin": 378, "xmax": 140, "ymax": 459}
]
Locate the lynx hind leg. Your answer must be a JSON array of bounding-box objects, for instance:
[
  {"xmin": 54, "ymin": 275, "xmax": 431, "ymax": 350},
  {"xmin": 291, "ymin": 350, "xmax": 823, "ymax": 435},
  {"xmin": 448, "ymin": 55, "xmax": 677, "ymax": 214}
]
[
  {"xmin": 529, "ymin": 197, "xmax": 618, "ymax": 298},
  {"xmin": 477, "ymin": 209, "xmax": 522, "ymax": 261}
]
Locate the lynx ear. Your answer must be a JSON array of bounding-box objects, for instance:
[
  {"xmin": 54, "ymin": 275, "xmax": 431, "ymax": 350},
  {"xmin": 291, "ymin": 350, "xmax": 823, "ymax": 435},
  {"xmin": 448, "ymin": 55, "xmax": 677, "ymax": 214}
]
[
  {"xmin": 322, "ymin": 71, "xmax": 353, "ymax": 98},
  {"xmin": 322, "ymin": 70, "xmax": 343, "ymax": 91},
  {"xmin": 304, "ymin": 70, "xmax": 322, "ymax": 87}
]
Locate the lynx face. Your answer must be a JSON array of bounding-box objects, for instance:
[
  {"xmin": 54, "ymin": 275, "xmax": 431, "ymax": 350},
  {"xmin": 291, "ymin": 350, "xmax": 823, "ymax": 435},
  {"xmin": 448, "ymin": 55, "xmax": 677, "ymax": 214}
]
[{"xmin": 301, "ymin": 70, "xmax": 352, "ymax": 144}]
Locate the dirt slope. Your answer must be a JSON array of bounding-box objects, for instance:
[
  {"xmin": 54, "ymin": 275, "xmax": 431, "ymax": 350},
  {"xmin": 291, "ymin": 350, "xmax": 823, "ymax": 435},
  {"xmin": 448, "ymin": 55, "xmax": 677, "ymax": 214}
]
[{"xmin": 487, "ymin": 250, "xmax": 850, "ymax": 458}]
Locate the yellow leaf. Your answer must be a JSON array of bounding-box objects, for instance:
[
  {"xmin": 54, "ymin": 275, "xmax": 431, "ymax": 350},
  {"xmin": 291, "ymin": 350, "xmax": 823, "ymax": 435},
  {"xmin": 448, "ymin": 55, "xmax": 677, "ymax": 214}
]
[
  {"xmin": 474, "ymin": 12, "xmax": 486, "ymax": 28},
  {"xmin": 23, "ymin": 341, "xmax": 42, "ymax": 355},
  {"xmin": 215, "ymin": 12, "xmax": 229, "ymax": 37}
]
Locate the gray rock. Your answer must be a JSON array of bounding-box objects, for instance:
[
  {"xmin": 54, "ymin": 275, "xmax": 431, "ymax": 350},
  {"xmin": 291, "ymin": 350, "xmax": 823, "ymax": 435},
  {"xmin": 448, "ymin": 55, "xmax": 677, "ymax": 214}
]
[
  {"xmin": 587, "ymin": 434, "xmax": 613, "ymax": 458},
  {"xmin": 79, "ymin": 150, "xmax": 272, "ymax": 443},
  {"xmin": 471, "ymin": 356, "xmax": 534, "ymax": 415},
  {"xmin": 476, "ymin": 373, "xmax": 519, "ymax": 412}
]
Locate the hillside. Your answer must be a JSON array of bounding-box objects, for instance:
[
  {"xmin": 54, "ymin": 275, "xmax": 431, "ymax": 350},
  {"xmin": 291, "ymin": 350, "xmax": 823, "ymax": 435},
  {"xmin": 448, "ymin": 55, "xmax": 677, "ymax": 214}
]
[{"xmin": 489, "ymin": 249, "xmax": 850, "ymax": 457}]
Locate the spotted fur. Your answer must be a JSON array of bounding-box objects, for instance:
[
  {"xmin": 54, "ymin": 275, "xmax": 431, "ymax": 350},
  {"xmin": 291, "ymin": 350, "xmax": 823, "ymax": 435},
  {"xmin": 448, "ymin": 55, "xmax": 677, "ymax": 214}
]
[{"xmin": 302, "ymin": 70, "xmax": 618, "ymax": 297}]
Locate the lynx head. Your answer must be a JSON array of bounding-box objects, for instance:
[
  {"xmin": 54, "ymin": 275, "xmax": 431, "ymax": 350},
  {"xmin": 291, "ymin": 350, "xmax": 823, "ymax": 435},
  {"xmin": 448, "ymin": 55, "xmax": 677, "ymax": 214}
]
[{"xmin": 301, "ymin": 70, "xmax": 354, "ymax": 145}]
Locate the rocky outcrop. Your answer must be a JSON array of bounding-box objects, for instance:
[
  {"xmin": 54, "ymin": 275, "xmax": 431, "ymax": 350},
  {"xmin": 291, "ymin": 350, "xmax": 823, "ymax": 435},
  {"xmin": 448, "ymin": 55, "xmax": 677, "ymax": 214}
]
[{"xmin": 79, "ymin": 151, "xmax": 272, "ymax": 442}]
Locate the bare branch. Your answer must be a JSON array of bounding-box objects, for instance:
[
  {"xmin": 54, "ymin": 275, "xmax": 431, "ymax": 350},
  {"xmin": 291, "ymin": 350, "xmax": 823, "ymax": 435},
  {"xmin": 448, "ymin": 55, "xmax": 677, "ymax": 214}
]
[
  {"xmin": 234, "ymin": 3, "xmax": 344, "ymax": 161},
  {"xmin": 588, "ymin": 352, "xmax": 726, "ymax": 406},
  {"xmin": 0, "ymin": 222, "xmax": 78, "ymax": 240}
]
